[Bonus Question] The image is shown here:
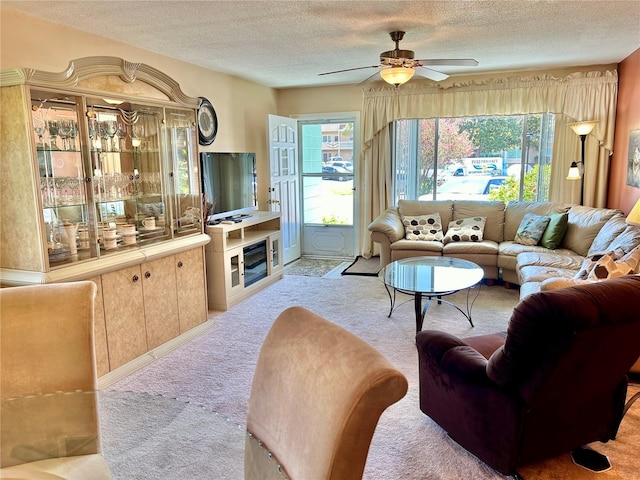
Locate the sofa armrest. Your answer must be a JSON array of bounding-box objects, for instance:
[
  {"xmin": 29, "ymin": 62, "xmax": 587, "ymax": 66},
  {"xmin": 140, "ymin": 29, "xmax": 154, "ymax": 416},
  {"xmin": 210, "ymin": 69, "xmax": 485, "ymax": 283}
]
[
  {"xmin": 368, "ymin": 207, "xmax": 405, "ymax": 243},
  {"xmin": 416, "ymin": 330, "xmax": 489, "ymax": 382}
]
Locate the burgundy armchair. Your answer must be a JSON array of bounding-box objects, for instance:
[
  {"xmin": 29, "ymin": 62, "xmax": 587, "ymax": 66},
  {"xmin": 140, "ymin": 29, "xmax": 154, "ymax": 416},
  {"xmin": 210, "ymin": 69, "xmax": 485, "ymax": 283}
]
[{"xmin": 416, "ymin": 274, "xmax": 640, "ymax": 476}]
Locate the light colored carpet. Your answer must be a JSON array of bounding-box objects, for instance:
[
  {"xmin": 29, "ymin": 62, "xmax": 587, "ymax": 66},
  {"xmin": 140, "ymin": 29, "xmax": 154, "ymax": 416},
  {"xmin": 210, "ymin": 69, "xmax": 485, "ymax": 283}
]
[{"xmin": 102, "ymin": 275, "xmax": 640, "ymax": 479}]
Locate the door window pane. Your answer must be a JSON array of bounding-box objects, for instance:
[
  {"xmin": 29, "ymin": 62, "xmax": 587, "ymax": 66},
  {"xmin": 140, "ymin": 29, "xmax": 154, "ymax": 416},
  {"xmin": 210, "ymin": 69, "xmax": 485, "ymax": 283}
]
[{"xmin": 300, "ymin": 121, "xmax": 354, "ymax": 226}]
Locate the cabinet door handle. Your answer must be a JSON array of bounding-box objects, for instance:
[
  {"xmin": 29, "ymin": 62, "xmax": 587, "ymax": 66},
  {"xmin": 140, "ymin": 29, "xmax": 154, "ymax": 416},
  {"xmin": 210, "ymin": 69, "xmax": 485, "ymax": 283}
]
[
  {"xmin": 177, "ymin": 261, "xmax": 184, "ymax": 268},
  {"xmin": 145, "ymin": 271, "xmax": 151, "ymax": 278},
  {"xmin": 132, "ymin": 274, "xmax": 139, "ymax": 282}
]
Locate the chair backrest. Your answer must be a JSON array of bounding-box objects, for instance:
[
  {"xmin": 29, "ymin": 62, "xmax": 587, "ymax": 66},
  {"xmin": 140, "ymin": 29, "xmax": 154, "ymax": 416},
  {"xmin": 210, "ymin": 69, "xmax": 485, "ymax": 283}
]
[
  {"xmin": 245, "ymin": 306, "xmax": 408, "ymax": 480},
  {"xmin": 487, "ymin": 275, "xmax": 640, "ymax": 406},
  {"xmin": 1, "ymin": 281, "xmax": 100, "ymax": 468}
]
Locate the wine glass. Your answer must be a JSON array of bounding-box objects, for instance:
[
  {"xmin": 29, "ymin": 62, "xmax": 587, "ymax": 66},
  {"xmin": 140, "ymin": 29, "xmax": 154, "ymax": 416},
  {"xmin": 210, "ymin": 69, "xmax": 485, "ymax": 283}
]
[
  {"xmin": 98, "ymin": 121, "xmax": 111, "ymax": 151},
  {"xmin": 33, "ymin": 111, "xmax": 47, "ymax": 147},
  {"xmin": 47, "ymin": 120, "xmax": 59, "ymax": 150},
  {"xmin": 106, "ymin": 120, "xmax": 118, "ymax": 151},
  {"xmin": 57, "ymin": 120, "xmax": 72, "ymax": 151},
  {"xmin": 67, "ymin": 120, "xmax": 79, "ymax": 151},
  {"xmin": 115, "ymin": 120, "xmax": 128, "ymax": 151}
]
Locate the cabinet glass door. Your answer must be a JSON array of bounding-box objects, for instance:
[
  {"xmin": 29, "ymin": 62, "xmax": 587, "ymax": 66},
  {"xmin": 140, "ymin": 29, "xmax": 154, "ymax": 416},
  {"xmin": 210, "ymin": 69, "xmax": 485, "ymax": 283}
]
[
  {"xmin": 86, "ymin": 99, "xmax": 168, "ymax": 252},
  {"xmin": 164, "ymin": 108, "xmax": 200, "ymax": 236},
  {"xmin": 31, "ymin": 90, "xmax": 94, "ymax": 267}
]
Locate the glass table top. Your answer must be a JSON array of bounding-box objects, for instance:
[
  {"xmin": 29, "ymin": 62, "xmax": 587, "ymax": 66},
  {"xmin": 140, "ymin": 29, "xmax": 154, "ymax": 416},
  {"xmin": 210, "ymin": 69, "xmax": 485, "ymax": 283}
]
[{"xmin": 379, "ymin": 256, "xmax": 484, "ymax": 294}]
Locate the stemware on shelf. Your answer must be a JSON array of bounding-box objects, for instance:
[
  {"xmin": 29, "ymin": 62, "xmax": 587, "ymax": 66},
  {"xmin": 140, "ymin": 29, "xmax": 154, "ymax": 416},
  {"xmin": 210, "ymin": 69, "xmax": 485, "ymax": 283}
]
[{"xmin": 47, "ymin": 120, "xmax": 59, "ymax": 150}]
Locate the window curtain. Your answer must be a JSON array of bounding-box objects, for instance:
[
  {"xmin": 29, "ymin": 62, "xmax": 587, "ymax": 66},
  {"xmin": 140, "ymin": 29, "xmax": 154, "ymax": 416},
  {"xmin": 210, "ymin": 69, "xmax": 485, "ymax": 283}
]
[{"xmin": 358, "ymin": 70, "xmax": 618, "ymax": 258}]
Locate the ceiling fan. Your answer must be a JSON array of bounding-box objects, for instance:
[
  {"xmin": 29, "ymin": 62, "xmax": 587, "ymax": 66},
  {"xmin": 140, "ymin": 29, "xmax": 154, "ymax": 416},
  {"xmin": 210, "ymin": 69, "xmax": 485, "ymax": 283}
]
[{"xmin": 319, "ymin": 31, "xmax": 478, "ymax": 86}]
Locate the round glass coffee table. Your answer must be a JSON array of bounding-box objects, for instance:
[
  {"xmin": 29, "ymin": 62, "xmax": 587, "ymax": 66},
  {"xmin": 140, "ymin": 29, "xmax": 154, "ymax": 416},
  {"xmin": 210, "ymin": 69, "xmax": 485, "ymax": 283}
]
[{"xmin": 379, "ymin": 256, "xmax": 484, "ymax": 334}]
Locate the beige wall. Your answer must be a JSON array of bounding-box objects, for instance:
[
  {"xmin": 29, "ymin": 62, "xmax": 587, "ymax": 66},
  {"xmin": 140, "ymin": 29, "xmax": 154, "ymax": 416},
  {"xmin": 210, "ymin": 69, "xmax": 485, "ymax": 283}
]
[
  {"xmin": 608, "ymin": 47, "xmax": 640, "ymax": 214},
  {"xmin": 0, "ymin": 7, "xmax": 278, "ymax": 209}
]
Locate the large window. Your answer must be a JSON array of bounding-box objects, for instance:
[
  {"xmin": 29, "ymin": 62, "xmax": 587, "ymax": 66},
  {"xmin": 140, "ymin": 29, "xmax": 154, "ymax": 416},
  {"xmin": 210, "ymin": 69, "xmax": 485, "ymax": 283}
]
[{"xmin": 392, "ymin": 114, "xmax": 555, "ymax": 204}]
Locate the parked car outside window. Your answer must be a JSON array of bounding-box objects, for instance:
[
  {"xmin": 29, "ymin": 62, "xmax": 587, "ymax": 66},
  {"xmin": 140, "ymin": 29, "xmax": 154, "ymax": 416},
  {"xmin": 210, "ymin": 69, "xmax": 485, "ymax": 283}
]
[
  {"xmin": 322, "ymin": 165, "xmax": 351, "ymax": 181},
  {"xmin": 419, "ymin": 175, "xmax": 508, "ymax": 201},
  {"xmin": 329, "ymin": 160, "xmax": 353, "ymax": 172}
]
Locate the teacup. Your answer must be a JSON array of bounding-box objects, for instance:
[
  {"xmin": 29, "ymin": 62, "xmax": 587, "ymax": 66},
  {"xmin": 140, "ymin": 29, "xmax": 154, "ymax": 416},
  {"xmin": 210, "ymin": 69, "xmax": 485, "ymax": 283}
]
[
  {"xmin": 122, "ymin": 224, "xmax": 136, "ymax": 235},
  {"xmin": 142, "ymin": 217, "xmax": 156, "ymax": 230},
  {"xmin": 122, "ymin": 235, "xmax": 137, "ymax": 245}
]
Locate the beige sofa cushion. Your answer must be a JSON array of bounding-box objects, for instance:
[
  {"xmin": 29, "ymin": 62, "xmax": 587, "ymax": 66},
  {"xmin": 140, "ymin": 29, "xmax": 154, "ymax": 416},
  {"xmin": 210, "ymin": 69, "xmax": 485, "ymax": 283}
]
[
  {"xmin": 452, "ymin": 200, "xmax": 505, "ymax": 243},
  {"xmin": 516, "ymin": 251, "xmax": 585, "ymax": 271},
  {"xmin": 606, "ymin": 224, "xmax": 640, "ymax": 253},
  {"xmin": 391, "ymin": 239, "xmax": 444, "ymax": 254},
  {"xmin": 587, "ymin": 215, "xmax": 628, "ymax": 256},
  {"xmin": 561, "ymin": 206, "xmax": 622, "ymax": 256},
  {"xmin": 504, "ymin": 201, "xmax": 570, "ymax": 240}
]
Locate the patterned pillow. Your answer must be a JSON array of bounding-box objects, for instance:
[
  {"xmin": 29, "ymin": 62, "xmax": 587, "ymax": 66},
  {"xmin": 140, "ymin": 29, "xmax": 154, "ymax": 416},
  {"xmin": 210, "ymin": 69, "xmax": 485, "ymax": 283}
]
[
  {"xmin": 587, "ymin": 253, "xmax": 634, "ymax": 280},
  {"xmin": 574, "ymin": 250, "xmax": 622, "ymax": 280},
  {"xmin": 514, "ymin": 213, "xmax": 551, "ymax": 246},
  {"xmin": 443, "ymin": 217, "xmax": 486, "ymax": 244},
  {"xmin": 401, "ymin": 213, "xmax": 443, "ymax": 241}
]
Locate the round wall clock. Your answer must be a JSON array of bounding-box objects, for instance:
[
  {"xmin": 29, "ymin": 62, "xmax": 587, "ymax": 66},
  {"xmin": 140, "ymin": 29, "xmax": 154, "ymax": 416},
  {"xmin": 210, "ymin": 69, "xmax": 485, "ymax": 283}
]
[{"xmin": 198, "ymin": 97, "xmax": 218, "ymax": 145}]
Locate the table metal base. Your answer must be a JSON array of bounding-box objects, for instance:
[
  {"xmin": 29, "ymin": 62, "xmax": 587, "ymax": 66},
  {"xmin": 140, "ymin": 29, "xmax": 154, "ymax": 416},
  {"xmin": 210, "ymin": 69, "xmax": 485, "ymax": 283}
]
[{"xmin": 383, "ymin": 284, "xmax": 481, "ymax": 334}]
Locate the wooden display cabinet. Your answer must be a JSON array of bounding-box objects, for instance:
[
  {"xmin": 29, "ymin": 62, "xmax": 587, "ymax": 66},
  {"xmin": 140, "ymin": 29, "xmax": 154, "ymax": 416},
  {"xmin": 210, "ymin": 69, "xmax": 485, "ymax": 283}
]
[{"xmin": 0, "ymin": 57, "xmax": 210, "ymax": 377}]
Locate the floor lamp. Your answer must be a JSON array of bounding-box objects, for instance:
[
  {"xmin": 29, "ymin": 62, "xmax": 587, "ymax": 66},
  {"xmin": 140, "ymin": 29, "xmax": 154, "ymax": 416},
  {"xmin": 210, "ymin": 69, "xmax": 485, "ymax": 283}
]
[{"xmin": 567, "ymin": 121, "xmax": 598, "ymax": 205}]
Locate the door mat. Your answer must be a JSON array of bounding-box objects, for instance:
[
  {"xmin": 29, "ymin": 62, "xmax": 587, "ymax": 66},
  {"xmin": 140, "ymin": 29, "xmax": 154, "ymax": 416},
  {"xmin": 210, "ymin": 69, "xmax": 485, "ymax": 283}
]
[
  {"xmin": 284, "ymin": 258, "xmax": 345, "ymax": 277},
  {"xmin": 341, "ymin": 256, "xmax": 381, "ymax": 276}
]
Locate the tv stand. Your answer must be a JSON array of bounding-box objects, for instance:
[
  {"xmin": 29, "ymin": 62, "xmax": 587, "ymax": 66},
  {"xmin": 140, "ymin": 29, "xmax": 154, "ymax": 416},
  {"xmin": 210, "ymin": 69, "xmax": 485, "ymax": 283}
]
[{"xmin": 204, "ymin": 211, "xmax": 282, "ymax": 311}]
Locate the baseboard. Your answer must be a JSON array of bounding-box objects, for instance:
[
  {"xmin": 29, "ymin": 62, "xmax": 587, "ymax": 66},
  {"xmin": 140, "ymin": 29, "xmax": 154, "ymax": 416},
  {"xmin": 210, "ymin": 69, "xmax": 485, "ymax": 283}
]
[{"xmin": 98, "ymin": 318, "xmax": 218, "ymax": 389}]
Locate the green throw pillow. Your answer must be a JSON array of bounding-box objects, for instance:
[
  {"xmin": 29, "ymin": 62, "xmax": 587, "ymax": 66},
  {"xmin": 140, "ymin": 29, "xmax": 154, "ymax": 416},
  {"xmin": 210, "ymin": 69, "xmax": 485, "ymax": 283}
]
[{"xmin": 540, "ymin": 211, "xmax": 569, "ymax": 249}]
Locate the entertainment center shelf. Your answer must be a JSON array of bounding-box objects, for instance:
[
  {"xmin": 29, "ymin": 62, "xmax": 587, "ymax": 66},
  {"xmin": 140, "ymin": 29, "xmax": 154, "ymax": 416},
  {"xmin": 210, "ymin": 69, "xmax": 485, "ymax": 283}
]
[{"xmin": 205, "ymin": 211, "xmax": 283, "ymax": 311}]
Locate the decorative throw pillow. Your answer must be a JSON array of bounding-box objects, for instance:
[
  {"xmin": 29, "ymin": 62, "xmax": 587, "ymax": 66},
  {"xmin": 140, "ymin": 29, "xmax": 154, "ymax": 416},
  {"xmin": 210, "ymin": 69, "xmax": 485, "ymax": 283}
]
[
  {"xmin": 540, "ymin": 212, "xmax": 569, "ymax": 249},
  {"xmin": 401, "ymin": 213, "xmax": 443, "ymax": 241},
  {"xmin": 514, "ymin": 213, "xmax": 551, "ymax": 246},
  {"xmin": 442, "ymin": 217, "xmax": 486, "ymax": 244},
  {"xmin": 587, "ymin": 253, "xmax": 634, "ymax": 280},
  {"xmin": 620, "ymin": 245, "xmax": 640, "ymax": 273},
  {"xmin": 574, "ymin": 250, "xmax": 615, "ymax": 280}
]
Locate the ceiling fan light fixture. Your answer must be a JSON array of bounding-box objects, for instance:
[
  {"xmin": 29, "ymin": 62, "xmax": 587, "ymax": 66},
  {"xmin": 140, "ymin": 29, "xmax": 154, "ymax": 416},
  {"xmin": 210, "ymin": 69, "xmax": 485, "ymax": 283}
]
[{"xmin": 380, "ymin": 66, "xmax": 415, "ymax": 86}]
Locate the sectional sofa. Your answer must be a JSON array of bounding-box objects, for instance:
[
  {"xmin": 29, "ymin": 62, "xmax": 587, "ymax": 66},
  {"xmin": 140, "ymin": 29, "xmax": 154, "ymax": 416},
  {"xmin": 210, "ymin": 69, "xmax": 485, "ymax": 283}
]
[{"xmin": 368, "ymin": 199, "xmax": 640, "ymax": 298}]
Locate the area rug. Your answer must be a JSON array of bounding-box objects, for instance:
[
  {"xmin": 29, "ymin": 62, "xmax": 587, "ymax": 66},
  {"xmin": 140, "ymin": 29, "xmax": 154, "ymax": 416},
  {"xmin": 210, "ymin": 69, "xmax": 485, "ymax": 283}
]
[
  {"xmin": 283, "ymin": 257, "xmax": 346, "ymax": 277},
  {"xmin": 341, "ymin": 255, "xmax": 381, "ymax": 276},
  {"xmin": 102, "ymin": 275, "xmax": 640, "ymax": 479}
]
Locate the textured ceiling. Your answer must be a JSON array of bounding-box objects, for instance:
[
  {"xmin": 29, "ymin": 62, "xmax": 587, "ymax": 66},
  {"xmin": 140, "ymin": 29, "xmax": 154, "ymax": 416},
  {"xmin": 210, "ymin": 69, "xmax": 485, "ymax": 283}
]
[{"xmin": 4, "ymin": 0, "xmax": 640, "ymax": 89}]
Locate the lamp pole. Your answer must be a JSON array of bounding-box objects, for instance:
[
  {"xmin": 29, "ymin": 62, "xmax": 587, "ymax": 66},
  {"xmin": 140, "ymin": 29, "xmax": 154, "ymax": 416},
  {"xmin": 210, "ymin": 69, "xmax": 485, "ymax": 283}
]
[
  {"xmin": 568, "ymin": 121, "xmax": 597, "ymax": 206},
  {"xmin": 578, "ymin": 133, "xmax": 587, "ymax": 206}
]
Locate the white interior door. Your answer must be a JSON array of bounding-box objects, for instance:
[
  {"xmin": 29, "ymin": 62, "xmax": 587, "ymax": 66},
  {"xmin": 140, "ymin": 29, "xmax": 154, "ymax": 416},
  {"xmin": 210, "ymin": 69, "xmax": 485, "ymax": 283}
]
[{"xmin": 268, "ymin": 114, "xmax": 300, "ymax": 265}]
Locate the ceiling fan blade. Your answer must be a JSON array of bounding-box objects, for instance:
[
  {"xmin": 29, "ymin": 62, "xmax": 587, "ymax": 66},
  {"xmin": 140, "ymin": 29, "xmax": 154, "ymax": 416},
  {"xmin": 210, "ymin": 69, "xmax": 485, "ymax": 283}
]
[
  {"xmin": 415, "ymin": 66, "xmax": 449, "ymax": 82},
  {"xmin": 415, "ymin": 58, "xmax": 479, "ymax": 67},
  {"xmin": 356, "ymin": 70, "xmax": 385, "ymax": 86},
  {"xmin": 318, "ymin": 65, "xmax": 380, "ymax": 76}
]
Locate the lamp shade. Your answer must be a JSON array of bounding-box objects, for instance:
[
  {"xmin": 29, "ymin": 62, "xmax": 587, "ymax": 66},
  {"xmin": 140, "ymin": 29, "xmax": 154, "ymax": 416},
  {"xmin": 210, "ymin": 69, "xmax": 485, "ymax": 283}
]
[
  {"xmin": 568, "ymin": 121, "xmax": 598, "ymax": 136},
  {"xmin": 626, "ymin": 198, "xmax": 640, "ymax": 226},
  {"xmin": 380, "ymin": 66, "xmax": 415, "ymax": 86},
  {"xmin": 566, "ymin": 162, "xmax": 581, "ymax": 180}
]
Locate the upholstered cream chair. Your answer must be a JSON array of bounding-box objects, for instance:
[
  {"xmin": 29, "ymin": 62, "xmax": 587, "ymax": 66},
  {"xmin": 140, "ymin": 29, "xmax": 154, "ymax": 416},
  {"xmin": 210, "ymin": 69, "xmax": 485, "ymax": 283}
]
[
  {"xmin": 245, "ymin": 306, "xmax": 408, "ymax": 480},
  {"xmin": 0, "ymin": 281, "xmax": 112, "ymax": 479}
]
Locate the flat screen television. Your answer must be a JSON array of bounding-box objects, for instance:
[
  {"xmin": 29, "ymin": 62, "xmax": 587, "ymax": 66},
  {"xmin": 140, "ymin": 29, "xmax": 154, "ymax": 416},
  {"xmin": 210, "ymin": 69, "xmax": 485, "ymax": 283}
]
[{"xmin": 200, "ymin": 152, "xmax": 258, "ymax": 223}]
